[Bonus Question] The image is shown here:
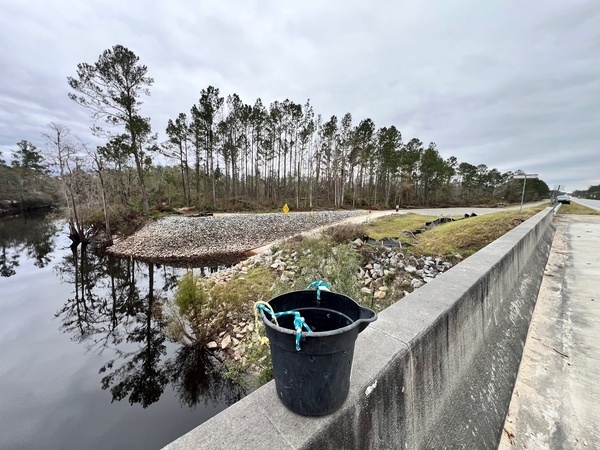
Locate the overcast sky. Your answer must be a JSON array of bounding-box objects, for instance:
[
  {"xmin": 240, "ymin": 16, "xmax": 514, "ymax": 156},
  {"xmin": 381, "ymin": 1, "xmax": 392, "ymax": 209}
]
[{"xmin": 1, "ymin": 0, "xmax": 598, "ymax": 192}]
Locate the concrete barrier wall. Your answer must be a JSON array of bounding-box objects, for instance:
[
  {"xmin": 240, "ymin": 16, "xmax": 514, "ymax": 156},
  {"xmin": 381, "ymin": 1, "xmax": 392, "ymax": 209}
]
[{"xmin": 165, "ymin": 207, "xmax": 556, "ymax": 450}]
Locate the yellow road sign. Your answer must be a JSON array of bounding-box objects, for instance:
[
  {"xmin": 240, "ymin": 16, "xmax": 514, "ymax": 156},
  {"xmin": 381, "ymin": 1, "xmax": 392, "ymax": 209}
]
[{"xmin": 283, "ymin": 204, "xmax": 289, "ymax": 214}]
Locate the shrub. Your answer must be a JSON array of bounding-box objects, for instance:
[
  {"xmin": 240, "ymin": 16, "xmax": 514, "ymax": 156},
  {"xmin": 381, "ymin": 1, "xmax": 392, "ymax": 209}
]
[
  {"xmin": 324, "ymin": 223, "xmax": 366, "ymax": 245},
  {"xmin": 167, "ymin": 272, "xmax": 220, "ymax": 345},
  {"xmin": 166, "ymin": 267, "xmax": 277, "ymax": 348},
  {"xmin": 275, "ymin": 236, "xmax": 365, "ymax": 303}
]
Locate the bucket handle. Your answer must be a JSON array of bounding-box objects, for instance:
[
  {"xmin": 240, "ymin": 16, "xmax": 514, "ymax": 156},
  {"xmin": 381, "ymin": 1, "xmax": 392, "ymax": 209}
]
[
  {"xmin": 256, "ymin": 303, "xmax": 312, "ymax": 351},
  {"xmin": 256, "ymin": 281, "xmax": 332, "ymax": 351}
]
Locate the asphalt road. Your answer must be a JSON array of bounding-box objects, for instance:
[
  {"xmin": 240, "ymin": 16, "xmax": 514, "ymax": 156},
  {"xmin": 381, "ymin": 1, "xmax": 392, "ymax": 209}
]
[
  {"xmin": 573, "ymin": 197, "xmax": 600, "ymax": 212},
  {"xmin": 499, "ymin": 215, "xmax": 600, "ymax": 449}
]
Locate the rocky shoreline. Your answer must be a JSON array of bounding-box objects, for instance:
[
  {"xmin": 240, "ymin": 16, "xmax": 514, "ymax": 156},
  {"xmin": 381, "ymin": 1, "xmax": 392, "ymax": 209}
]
[
  {"xmin": 201, "ymin": 235, "xmax": 456, "ymax": 371},
  {"xmin": 107, "ymin": 210, "xmax": 364, "ymax": 263}
]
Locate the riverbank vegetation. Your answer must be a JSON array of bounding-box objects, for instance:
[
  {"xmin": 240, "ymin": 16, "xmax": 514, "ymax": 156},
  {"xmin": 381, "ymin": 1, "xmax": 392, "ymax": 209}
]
[
  {"xmin": 0, "ymin": 141, "xmax": 60, "ymax": 216},
  {"xmin": 391, "ymin": 205, "xmax": 547, "ymax": 258}
]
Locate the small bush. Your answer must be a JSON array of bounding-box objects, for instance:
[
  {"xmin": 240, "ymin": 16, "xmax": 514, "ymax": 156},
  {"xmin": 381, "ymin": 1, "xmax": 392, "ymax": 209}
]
[
  {"xmin": 168, "ymin": 272, "xmax": 220, "ymax": 345},
  {"xmin": 274, "ymin": 236, "xmax": 365, "ymax": 302},
  {"xmin": 166, "ymin": 267, "xmax": 277, "ymax": 348},
  {"xmin": 324, "ymin": 224, "xmax": 366, "ymax": 245},
  {"xmin": 211, "ymin": 267, "xmax": 276, "ymax": 313},
  {"xmin": 223, "ymin": 338, "xmax": 273, "ymax": 389},
  {"xmin": 174, "ymin": 272, "xmax": 210, "ymax": 316},
  {"xmin": 257, "ymin": 351, "xmax": 273, "ymax": 385}
]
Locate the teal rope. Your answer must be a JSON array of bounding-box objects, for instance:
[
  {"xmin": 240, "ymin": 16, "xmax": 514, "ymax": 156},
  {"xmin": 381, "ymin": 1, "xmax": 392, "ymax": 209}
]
[
  {"xmin": 292, "ymin": 312, "xmax": 312, "ymax": 350},
  {"xmin": 306, "ymin": 280, "xmax": 331, "ymax": 300},
  {"xmin": 256, "ymin": 303, "xmax": 312, "ymax": 351},
  {"xmin": 256, "ymin": 281, "xmax": 332, "ymax": 351}
]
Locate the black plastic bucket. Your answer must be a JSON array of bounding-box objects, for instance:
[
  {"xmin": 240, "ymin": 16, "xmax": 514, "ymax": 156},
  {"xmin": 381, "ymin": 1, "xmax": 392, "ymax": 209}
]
[{"xmin": 261, "ymin": 289, "xmax": 377, "ymax": 416}]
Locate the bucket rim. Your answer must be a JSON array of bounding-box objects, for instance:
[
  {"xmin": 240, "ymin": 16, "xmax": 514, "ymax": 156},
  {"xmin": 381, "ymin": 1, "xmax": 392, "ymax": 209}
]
[
  {"xmin": 260, "ymin": 308, "xmax": 377, "ymax": 337},
  {"xmin": 259, "ymin": 290, "xmax": 377, "ymax": 337},
  {"xmin": 268, "ymin": 289, "xmax": 357, "ymax": 304}
]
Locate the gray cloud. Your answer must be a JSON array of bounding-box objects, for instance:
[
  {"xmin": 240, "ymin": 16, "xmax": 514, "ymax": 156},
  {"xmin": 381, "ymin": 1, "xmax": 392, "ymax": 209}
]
[{"xmin": 1, "ymin": 0, "xmax": 598, "ymax": 191}]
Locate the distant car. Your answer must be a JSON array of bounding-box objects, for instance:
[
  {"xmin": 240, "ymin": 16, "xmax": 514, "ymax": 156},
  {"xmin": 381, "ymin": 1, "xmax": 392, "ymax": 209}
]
[{"xmin": 556, "ymin": 194, "xmax": 571, "ymax": 205}]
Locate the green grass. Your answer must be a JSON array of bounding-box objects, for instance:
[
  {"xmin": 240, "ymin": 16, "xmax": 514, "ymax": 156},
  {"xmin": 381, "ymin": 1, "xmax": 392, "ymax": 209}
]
[
  {"xmin": 365, "ymin": 206, "xmax": 547, "ymax": 259},
  {"xmin": 556, "ymin": 202, "xmax": 600, "ymax": 215},
  {"xmin": 364, "ymin": 213, "xmax": 461, "ymax": 240}
]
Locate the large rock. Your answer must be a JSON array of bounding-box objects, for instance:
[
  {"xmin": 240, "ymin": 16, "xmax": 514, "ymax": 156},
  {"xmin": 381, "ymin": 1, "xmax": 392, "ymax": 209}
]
[
  {"xmin": 411, "ymin": 279, "xmax": 424, "ymax": 289},
  {"xmin": 221, "ymin": 335, "xmax": 232, "ymax": 349},
  {"xmin": 405, "ymin": 265, "xmax": 417, "ymax": 274}
]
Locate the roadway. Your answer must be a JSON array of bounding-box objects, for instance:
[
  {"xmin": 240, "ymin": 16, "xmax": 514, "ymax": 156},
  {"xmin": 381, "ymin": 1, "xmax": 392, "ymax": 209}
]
[
  {"xmin": 499, "ymin": 214, "xmax": 600, "ymax": 449},
  {"xmin": 573, "ymin": 197, "xmax": 600, "ymax": 212}
]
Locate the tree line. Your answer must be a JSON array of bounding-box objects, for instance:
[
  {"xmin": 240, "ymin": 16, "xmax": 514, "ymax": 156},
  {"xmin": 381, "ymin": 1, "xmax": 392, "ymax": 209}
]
[
  {"xmin": 573, "ymin": 185, "xmax": 600, "ymax": 199},
  {"xmin": 1, "ymin": 44, "xmax": 550, "ymax": 241}
]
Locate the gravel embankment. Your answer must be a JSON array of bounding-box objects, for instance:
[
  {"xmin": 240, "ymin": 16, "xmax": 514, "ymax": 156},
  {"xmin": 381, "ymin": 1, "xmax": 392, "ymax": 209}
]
[{"xmin": 107, "ymin": 211, "xmax": 365, "ymax": 264}]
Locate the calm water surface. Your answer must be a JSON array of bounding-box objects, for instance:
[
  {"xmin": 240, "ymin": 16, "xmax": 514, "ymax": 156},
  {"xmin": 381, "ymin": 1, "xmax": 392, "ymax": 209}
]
[{"xmin": 0, "ymin": 213, "xmax": 243, "ymax": 449}]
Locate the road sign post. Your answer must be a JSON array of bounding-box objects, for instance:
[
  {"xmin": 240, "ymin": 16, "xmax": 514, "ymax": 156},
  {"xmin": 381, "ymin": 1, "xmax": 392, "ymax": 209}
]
[{"xmin": 513, "ymin": 174, "xmax": 539, "ymax": 212}]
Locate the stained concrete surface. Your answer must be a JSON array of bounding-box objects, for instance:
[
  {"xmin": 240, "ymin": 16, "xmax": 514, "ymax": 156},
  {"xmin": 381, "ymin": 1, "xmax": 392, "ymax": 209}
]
[{"xmin": 500, "ymin": 215, "xmax": 600, "ymax": 449}]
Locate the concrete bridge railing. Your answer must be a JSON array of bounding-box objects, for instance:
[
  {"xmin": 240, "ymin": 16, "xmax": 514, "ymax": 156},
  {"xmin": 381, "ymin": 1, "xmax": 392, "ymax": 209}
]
[{"xmin": 165, "ymin": 207, "xmax": 556, "ymax": 449}]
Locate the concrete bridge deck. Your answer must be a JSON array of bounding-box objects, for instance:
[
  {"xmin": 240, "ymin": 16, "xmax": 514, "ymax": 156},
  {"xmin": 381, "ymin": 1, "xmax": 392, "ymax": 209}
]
[{"xmin": 500, "ymin": 214, "xmax": 600, "ymax": 449}]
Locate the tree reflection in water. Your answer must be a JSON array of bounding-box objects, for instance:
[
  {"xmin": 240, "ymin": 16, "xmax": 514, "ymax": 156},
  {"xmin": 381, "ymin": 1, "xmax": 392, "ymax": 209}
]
[
  {"xmin": 167, "ymin": 344, "xmax": 244, "ymax": 408},
  {"xmin": 55, "ymin": 243, "xmax": 245, "ymax": 409},
  {"xmin": 0, "ymin": 213, "xmax": 58, "ymax": 277}
]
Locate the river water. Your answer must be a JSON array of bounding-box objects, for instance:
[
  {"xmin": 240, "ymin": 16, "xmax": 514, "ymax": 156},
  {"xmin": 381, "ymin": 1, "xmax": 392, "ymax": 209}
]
[{"xmin": 0, "ymin": 212, "xmax": 244, "ymax": 449}]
